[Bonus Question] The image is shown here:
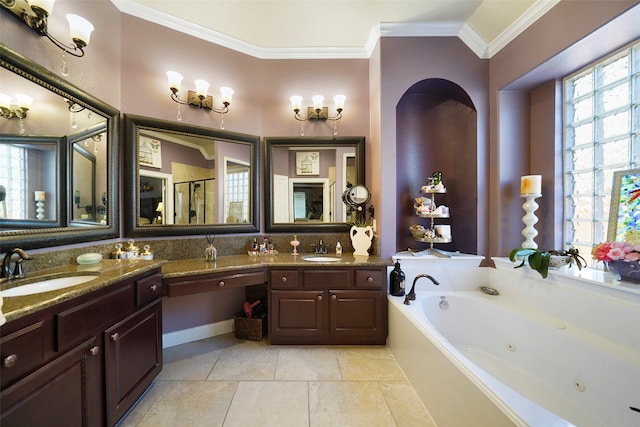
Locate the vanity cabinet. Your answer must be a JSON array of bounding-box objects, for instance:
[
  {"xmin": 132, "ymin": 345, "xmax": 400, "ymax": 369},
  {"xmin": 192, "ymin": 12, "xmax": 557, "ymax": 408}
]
[
  {"xmin": 163, "ymin": 268, "xmax": 267, "ymax": 297},
  {"xmin": 269, "ymin": 266, "xmax": 387, "ymax": 345},
  {"xmin": 105, "ymin": 299, "xmax": 162, "ymax": 425},
  {"xmin": 0, "ymin": 336, "xmax": 102, "ymax": 427},
  {"xmin": 0, "ymin": 268, "xmax": 163, "ymax": 427}
]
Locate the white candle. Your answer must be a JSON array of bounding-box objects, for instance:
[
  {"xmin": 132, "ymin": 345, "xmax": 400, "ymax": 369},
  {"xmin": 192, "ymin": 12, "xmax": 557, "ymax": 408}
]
[
  {"xmin": 520, "ymin": 175, "xmax": 541, "ymax": 196},
  {"xmin": 34, "ymin": 191, "xmax": 46, "ymax": 201}
]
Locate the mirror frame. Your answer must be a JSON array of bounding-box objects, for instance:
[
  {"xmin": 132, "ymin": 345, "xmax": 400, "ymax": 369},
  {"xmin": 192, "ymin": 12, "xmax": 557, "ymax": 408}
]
[
  {"xmin": 264, "ymin": 136, "xmax": 365, "ymax": 233},
  {"xmin": 0, "ymin": 45, "xmax": 120, "ymax": 250},
  {"xmin": 607, "ymin": 168, "xmax": 640, "ymax": 242},
  {"xmin": 123, "ymin": 114, "xmax": 260, "ymax": 237}
]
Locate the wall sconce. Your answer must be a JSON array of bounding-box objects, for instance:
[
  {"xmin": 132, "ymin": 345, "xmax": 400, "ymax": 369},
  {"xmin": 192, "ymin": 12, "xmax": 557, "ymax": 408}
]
[
  {"xmin": 0, "ymin": 93, "xmax": 33, "ymax": 134},
  {"xmin": 167, "ymin": 71, "xmax": 234, "ymax": 125},
  {"xmin": 291, "ymin": 95, "xmax": 345, "ymax": 121},
  {"xmin": 1, "ymin": 0, "xmax": 94, "ymax": 76},
  {"xmin": 2, "ymin": 0, "xmax": 94, "ymax": 56},
  {"xmin": 290, "ymin": 94, "xmax": 345, "ymax": 135}
]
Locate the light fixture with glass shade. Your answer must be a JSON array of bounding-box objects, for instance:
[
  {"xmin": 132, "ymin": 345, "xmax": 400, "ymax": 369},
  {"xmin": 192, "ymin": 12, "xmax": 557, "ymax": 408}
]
[
  {"xmin": 167, "ymin": 71, "xmax": 234, "ymax": 126},
  {"xmin": 0, "ymin": 93, "xmax": 34, "ymax": 134},
  {"xmin": 290, "ymin": 94, "xmax": 345, "ymax": 135},
  {"xmin": 1, "ymin": 0, "xmax": 94, "ymax": 76}
]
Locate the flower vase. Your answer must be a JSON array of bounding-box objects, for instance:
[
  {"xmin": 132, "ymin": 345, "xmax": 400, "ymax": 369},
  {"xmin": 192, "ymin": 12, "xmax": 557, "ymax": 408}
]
[
  {"xmin": 606, "ymin": 260, "xmax": 640, "ymax": 283},
  {"xmin": 350, "ymin": 225, "xmax": 373, "ymax": 256}
]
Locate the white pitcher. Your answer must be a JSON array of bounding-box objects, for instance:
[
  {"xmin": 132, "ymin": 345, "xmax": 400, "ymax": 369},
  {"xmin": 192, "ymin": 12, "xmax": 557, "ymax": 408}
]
[{"xmin": 350, "ymin": 225, "xmax": 373, "ymax": 256}]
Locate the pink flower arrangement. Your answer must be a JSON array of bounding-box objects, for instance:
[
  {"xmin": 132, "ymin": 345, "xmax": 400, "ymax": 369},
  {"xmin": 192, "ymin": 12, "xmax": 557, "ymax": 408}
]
[{"xmin": 592, "ymin": 241, "xmax": 640, "ymax": 262}]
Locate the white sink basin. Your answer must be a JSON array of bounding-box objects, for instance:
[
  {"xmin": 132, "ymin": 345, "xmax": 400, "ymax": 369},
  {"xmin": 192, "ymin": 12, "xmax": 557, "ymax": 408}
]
[
  {"xmin": 302, "ymin": 256, "xmax": 342, "ymax": 262},
  {"xmin": 1, "ymin": 275, "xmax": 98, "ymax": 297}
]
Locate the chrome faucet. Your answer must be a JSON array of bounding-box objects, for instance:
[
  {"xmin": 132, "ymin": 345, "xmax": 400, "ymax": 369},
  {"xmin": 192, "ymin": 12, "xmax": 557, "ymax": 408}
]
[
  {"xmin": 1, "ymin": 248, "xmax": 32, "ymax": 280},
  {"xmin": 403, "ymin": 274, "xmax": 440, "ymax": 305}
]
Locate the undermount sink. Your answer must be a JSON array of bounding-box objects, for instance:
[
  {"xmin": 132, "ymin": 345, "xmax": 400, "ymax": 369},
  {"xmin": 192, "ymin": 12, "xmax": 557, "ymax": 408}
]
[
  {"xmin": 1, "ymin": 275, "xmax": 99, "ymax": 297},
  {"xmin": 302, "ymin": 256, "xmax": 342, "ymax": 262}
]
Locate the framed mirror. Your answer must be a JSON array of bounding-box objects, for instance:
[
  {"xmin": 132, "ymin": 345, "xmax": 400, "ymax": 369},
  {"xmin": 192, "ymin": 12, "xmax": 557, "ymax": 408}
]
[
  {"xmin": 0, "ymin": 135, "xmax": 65, "ymax": 229},
  {"xmin": 0, "ymin": 45, "xmax": 119, "ymax": 250},
  {"xmin": 69, "ymin": 124, "xmax": 107, "ymax": 225},
  {"xmin": 265, "ymin": 136, "xmax": 365, "ymax": 233},
  {"xmin": 607, "ymin": 168, "xmax": 640, "ymax": 242},
  {"xmin": 123, "ymin": 114, "xmax": 260, "ymax": 237}
]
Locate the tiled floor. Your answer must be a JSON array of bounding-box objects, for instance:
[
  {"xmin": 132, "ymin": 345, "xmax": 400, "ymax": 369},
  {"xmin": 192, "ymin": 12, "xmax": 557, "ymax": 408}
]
[{"xmin": 118, "ymin": 333, "xmax": 436, "ymax": 427}]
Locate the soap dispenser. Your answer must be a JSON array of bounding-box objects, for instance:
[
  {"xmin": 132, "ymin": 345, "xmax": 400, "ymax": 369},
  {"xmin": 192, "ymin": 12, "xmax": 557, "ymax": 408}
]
[{"xmin": 389, "ymin": 261, "xmax": 406, "ymax": 296}]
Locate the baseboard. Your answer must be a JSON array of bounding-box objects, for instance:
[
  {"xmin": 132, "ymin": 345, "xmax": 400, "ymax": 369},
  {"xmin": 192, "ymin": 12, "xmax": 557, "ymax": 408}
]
[{"xmin": 162, "ymin": 319, "xmax": 235, "ymax": 348}]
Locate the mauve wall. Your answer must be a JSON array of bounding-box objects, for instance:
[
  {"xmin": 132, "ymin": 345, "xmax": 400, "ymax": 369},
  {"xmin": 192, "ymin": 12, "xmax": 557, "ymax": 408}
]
[
  {"xmin": 376, "ymin": 37, "xmax": 489, "ymax": 257},
  {"xmin": 119, "ymin": 15, "xmax": 370, "ymax": 139},
  {"xmin": 487, "ymin": 0, "xmax": 640, "ymax": 256}
]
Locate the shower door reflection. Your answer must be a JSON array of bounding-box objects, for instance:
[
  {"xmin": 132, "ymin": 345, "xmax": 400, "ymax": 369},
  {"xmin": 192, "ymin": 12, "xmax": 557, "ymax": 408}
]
[{"xmin": 174, "ymin": 179, "xmax": 215, "ymax": 224}]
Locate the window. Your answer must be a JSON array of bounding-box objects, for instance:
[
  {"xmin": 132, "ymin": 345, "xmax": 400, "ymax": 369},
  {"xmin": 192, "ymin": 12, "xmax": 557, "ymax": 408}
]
[
  {"xmin": 563, "ymin": 41, "xmax": 640, "ymax": 261},
  {"xmin": 224, "ymin": 160, "xmax": 249, "ymax": 223},
  {"xmin": 0, "ymin": 144, "xmax": 27, "ymax": 219}
]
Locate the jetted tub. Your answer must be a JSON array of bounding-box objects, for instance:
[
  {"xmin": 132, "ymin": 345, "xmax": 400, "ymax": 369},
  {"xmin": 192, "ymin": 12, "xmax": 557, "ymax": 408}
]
[{"xmin": 388, "ymin": 255, "xmax": 640, "ymax": 427}]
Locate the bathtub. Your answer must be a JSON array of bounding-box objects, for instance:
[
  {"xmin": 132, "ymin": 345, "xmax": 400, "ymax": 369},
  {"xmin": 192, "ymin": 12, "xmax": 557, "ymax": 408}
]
[{"xmin": 388, "ymin": 254, "xmax": 640, "ymax": 427}]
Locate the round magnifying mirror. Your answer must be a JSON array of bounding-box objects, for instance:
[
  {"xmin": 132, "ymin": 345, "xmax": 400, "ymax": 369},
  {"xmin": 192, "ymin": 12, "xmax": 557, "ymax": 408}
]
[{"xmin": 343, "ymin": 184, "xmax": 370, "ymax": 206}]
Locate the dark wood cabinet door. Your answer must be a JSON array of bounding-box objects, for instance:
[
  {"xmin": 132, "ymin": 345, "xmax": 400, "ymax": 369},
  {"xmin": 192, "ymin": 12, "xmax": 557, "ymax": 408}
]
[
  {"xmin": 0, "ymin": 337, "xmax": 102, "ymax": 427},
  {"xmin": 270, "ymin": 290, "xmax": 325, "ymax": 339},
  {"xmin": 329, "ymin": 290, "xmax": 385, "ymax": 339},
  {"xmin": 104, "ymin": 300, "xmax": 162, "ymax": 426}
]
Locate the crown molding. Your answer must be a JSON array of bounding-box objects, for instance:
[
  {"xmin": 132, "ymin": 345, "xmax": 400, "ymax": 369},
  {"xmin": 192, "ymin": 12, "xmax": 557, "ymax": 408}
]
[
  {"xmin": 111, "ymin": 0, "xmax": 555, "ymax": 60},
  {"xmin": 458, "ymin": 23, "xmax": 490, "ymax": 59},
  {"xmin": 485, "ymin": 0, "xmax": 561, "ymax": 57}
]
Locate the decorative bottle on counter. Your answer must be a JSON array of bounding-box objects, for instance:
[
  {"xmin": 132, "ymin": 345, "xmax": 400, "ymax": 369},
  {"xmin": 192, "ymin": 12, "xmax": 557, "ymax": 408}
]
[
  {"xmin": 389, "ymin": 261, "xmax": 406, "ymax": 296},
  {"xmin": 205, "ymin": 244, "xmax": 217, "ymax": 262}
]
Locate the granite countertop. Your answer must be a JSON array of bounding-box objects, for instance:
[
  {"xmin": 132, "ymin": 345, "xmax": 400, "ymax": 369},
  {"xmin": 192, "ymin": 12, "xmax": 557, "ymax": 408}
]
[
  {"xmin": 2, "ymin": 254, "xmax": 391, "ymax": 324},
  {"xmin": 1, "ymin": 259, "xmax": 165, "ymax": 323},
  {"xmin": 162, "ymin": 253, "xmax": 392, "ymax": 279}
]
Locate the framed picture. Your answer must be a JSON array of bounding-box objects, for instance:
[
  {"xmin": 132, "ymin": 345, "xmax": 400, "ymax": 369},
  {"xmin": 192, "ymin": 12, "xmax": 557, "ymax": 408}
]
[
  {"xmin": 296, "ymin": 151, "xmax": 319, "ymax": 175},
  {"xmin": 608, "ymin": 168, "xmax": 640, "ymax": 242},
  {"xmin": 139, "ymin": 135, "xmax": 162, "ymax": 168}
]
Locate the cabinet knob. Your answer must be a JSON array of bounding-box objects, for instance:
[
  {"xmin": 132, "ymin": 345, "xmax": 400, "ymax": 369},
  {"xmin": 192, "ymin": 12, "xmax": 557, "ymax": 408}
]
[
  {"xmin": 317, "ymin": 295, "xmax": 323, "ymax": 301},
  {"xmin": 367, "ymin": 276, "xmax": 374, "ymax": 282},
  {"xmin": 331, "ymin": 294, "xmax": 337, "ymax": 300},
  {"xmin": 150, "ymin": 284, "xmax": 158, "ymax": 291},
  {"xmin": 218, "ymin": 281, "xmax": 225, "ymax": 287},
  {"xmin": 3, "ymin": 354, "xmax": 18, "ymax": 368},
  {"xmin": 281, "ymin": 276, "xmax": 287, "ymax": 282},
  {"xmin": 111, "ymin": 333, "xmax": 119, "ymax": 342},
  {"xmin": 90, "ymin": 346, "xmax": 100, "ymax": 356}
]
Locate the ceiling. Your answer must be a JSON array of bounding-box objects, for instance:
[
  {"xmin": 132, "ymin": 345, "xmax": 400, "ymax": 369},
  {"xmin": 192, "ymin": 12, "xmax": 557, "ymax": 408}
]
[{"xmin": 111, "ymin": 0, "xmax": 559, "ymax": 59}]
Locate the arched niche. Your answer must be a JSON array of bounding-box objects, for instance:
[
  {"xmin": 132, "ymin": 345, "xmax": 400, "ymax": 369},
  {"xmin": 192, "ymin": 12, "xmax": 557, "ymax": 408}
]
[{"xmin": 396, "ymin": 78, "xmax": 478, "ymax": 254}]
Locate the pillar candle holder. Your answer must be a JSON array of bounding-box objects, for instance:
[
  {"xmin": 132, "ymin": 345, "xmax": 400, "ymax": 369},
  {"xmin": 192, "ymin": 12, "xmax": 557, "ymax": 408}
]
[
  {"xmin": 521, "ymin": 194, "xmax": 540, "ymax": 249},
  {"xmin": 36, "ymin": 200, "xmax": 45, "ymax": 220}
]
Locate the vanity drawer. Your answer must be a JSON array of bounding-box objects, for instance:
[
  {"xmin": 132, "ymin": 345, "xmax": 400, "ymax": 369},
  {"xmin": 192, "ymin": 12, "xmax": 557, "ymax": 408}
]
[
  {"xmin": 303, "ymin": 269, "xmax": 351, "ymax": 289},
  {"xmin": 165, "ymin": 269, "xmax": 266, "ymax": 297},
  {"xmin": 354, "ymin": 269, "xmax": 386, "ymax": 289},
  {"xmin": 136, "ymin": 272, "xmax": 163, "ymax": 306},
  {"xmin": 0, "ymin": 320, "xmax": 48, "ymax": 388},
  {"xmin": 270, "ymin": 270, "xmax": 299, "ymax": 289},
  {"xmin": 56, "ymin": 284, "xmax": 134, "ymax": 351}
]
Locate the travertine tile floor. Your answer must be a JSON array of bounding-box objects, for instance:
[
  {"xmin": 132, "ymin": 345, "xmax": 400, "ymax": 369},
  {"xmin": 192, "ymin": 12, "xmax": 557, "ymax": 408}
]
[{"xmin": 118, "ymin": 333, "xmax": 436, "ymax": 427}]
